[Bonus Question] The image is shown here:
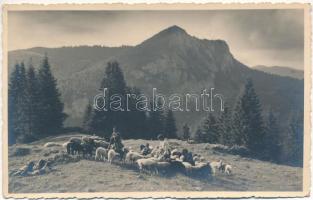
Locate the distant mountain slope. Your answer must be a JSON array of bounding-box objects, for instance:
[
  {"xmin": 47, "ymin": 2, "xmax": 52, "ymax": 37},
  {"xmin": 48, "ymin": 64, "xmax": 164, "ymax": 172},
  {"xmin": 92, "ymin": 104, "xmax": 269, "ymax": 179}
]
[
  {"xmin": 253, "ymin": 65, "xmax": 304, "ymax": 79},
  {"xmin": 8, "ymin": 26, "xmax": 304, "ymax": 133}
]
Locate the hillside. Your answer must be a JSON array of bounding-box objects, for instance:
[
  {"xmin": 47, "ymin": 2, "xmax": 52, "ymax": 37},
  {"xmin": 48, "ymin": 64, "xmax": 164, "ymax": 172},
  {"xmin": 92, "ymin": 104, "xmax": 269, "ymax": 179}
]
[
  {"xmin": 8, "ymin": 26, "xmax": 304, "ymax": 133},
  {"xmin": 254, "ymin": 65, "xmax": 304, "ymax": 79},
  {"xmin": 8, "ymin": 133, "xmax": 302, "ymax": 193}
]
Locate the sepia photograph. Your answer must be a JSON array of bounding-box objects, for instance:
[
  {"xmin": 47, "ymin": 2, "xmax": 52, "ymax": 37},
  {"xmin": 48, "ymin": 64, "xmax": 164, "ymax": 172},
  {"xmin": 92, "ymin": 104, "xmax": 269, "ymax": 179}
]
[{"xmin": 2, "ymin": 3, "xmax": 311, "ymax": 198}]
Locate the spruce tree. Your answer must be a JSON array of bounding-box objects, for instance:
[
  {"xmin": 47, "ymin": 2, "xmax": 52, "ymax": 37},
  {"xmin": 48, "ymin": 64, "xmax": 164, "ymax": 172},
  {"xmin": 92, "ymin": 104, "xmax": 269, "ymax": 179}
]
[
  {"xmin": 201, "ymin": 113, "xmax": 219, "ymax": 143},
  {"xmin": 25, "ymin": 62, "xmax": 41, "ymax": 140},
  {"xmin": 37, "ymin": 56, "xmax": 66, "ymax": 136},
  {"xmin": 124, "ymin": 87, "xmax": 148, "ymax": 139},
  {"xmin": 91, "ymin": 61, "xmax": 127, "ymax": 138},
  {"xmin": 147, "ymin": 100, "xmax": 164, "ymax": 139},
  {"xmin": 217, "ymin": 105, "xmax": 233, "ymax": 146},
  {"xmin": 286, "ymin": 111, "xmax": 304, "ymax": 166},
  {"xmin": 232, "ymin": 79, "xmax": 265, "ymax": 155},
  {"xmin": 264, "ymin": 110, "xmax": 281, "ymax": 162},
  {"xmin": 164, "ymin": 109, "xmax": 177, "ymax": 139},
  {"xmin": 8, "ymin": 64, "xmax": 21, "ymax": 144},
  {"xmin": 14, "ymin": 63, "xmax": 30, "ymax": 143},
  {"xmin": 182, "ymin": 123, "xmax": 191, "ymax": 140}
]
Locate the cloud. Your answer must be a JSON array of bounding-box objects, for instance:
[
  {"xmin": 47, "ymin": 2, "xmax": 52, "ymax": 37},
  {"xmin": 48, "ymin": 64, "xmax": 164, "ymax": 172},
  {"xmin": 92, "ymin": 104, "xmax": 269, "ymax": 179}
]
[{"xmin": 8, "ymin": 10, "xmax": 304, "ymax": 69}]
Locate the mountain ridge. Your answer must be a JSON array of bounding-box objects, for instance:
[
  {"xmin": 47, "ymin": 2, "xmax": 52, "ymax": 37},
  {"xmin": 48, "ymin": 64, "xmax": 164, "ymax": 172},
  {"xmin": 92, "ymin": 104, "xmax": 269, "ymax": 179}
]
[
  {"xmin": 8, "ymin": 25, "xmax": 304, "ymax": 133},
  {"xmin": 253, "ymin": 65, "xmax": 304, "ymax": 79}
]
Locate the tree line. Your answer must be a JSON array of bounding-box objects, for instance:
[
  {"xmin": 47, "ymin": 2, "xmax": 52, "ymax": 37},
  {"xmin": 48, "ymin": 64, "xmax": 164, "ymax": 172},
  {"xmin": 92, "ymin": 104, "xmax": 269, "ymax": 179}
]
[
  {"xmin": 8, "ymin": 57, "xmax": 66, "ymax": 144},
  {"xmin": 194, "ymin": 79, "xmax": 303, "ymax": 165},
  {"xmin": 8, "ymin": 58, "xmax": 303, "ymax": 166},
  {"xmin": 82, "ymin": 61, "xmax": 178, "ymax": 140}
]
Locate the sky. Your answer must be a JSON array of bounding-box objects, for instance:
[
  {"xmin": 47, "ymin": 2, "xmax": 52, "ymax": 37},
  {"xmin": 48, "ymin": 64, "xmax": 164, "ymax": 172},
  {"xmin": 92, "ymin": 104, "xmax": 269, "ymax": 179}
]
[{"xmin": 8, "ymin": 10, "xmax": 304, "ymax": 69}]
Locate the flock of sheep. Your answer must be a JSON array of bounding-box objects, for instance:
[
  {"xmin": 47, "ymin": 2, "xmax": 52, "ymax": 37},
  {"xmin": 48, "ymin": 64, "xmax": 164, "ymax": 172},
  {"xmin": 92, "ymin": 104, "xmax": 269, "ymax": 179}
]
[{"xmin": 62, "ymin": 135, "xmax": 233, "ymax": 177}]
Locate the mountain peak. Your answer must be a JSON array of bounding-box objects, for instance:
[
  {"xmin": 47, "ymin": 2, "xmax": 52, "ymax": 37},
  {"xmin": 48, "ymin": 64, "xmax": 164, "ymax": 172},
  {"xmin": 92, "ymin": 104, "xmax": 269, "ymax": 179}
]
[
  {"xmin": 152, "ymin": 25, "xmax": 188, "ymax": 39},
  {"xmin": 140, "ymin": 25, "xmax": 190, "ymax": 46},
  {"xmin": 161, "ymin": 25, "xmax": 187, "ymax": 34}
]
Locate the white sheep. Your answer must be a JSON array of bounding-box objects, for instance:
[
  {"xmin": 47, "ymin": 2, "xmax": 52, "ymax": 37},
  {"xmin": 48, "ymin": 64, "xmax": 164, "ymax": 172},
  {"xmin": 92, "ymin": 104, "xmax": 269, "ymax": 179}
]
[
  {"xmin": 82, "ymin": 136, "xmax": 94, "ymax": 144},
  {"xmin": 136, "ymin": 157, "xmax": 171, "ymax": 175},
  {"xmin": 136, "ymin": 158, "xmax": 158, "ymax": 174},
  {"xmin": 220, "ymin": 163, "xmax": 232, "ymax": 175},
  {"xmin": 94, "ymin": 140, "xmax": 109, "ymax": 149},
  {"xmin": 209, "ymin": 160, "xmax": 223, "ymax": 175},
  {"xmin": 95, "ymin": 147, "xmax": 108, "ymax": 161},
  {"xmin": 125, "ymin": 151, "xmax": 146, "ymax": 163},
  {"xmin": 107, "ymin": 149, "xmax": 120, "ymax": 164}
]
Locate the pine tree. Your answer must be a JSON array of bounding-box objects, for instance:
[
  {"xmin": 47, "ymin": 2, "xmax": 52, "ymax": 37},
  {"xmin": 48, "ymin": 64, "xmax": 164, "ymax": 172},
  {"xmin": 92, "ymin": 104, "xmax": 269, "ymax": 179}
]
[
  {"xmin": 147, "ymin": 100, "xmax": 164, "ymax": 139},
  {"xmin": 124, "ymin": 87, "xmax": 148, "ymax": 139},
  {"xmin": 8, "ymin": 63, "xmax": 21, "ymax": 144},
  {"xmin": 91, "ymin": 61, "xmax": 127, "ymax": 138},
  {"xmin": 285, "ymin": 111, "xmax": 303, "ymax": 166},
  {"xmin": 217, "ymin": 105, "xmax": 233, "ymax": 146},
  {"xmin": 182, "ymin": 123, "xmax": 191, "ymax": 140},
  {"xmin": 25, "ymin": 61, "xmax": 41, "ymax": 140},
  {"xmin": 164, "ymin": 110, "xmax": 177, "ymax": 139},
  {"xmin": 201, "ymin": 113, "xmax": 219, "ymax": 143},
  {"xmin": 232, "ymin": 79, "xmax": 265, "ymax": 155},
  {"xmin": 264, "ymin": 110, "xmax": 281, "ymax": 162},
  {"xmin": 13, "ymin": 63, "xmax": 30, "ymax": 143},
  {"xmin": 37, "ymin": 56, "xmax": 66, "ymax": 136}
]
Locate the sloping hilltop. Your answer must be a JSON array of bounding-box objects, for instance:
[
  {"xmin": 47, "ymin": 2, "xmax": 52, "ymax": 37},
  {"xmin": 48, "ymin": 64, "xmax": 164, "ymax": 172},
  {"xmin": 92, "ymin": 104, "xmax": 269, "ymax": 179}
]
[{"xmin": 8, "ymin": 133, "xmax": 302, "ymax": 193}]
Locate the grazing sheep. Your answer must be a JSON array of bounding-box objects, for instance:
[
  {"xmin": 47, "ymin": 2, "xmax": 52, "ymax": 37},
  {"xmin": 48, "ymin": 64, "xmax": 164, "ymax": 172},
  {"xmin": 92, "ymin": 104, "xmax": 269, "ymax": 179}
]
[
  {"xmin": 220, "ymin": 163, "xmax": 232, "ymax": 175},
  {"xmin": 225, "ymin": 164, "xmax": 232, "ymax": 175},
  {"xmin": 191, "ymin": 162, "xmax": 212, "ymax": 176},
  {"xmin": 137, "ymin": 158, "xmax": 178, "ymax": 175},
  {"xmin": 81, "ymin": 143, "xmax": 93, "ymax": 158},
  {"xmin": 82, "ymin": 136, "xmax": 95, "ymax": 145},
  {"xmin": 209, "ymin": 160, "xmax": 223, "ymax": 175},
  {"xmin": 182, "ymin": 161, "xmax": 212, "ymax": 176},
  {"xmin": 125, "ymin": 151, "xmax": 146, "ymax": 163},
  {"xmin": 89, "ymin": 135, "xmax": 104, "ymax": 140},
  {"xmin": 108, "ymin": 149, "xmax": 120, "ymax": 164},
  {"xmin": 44, "ymin": 142, "xmax": 61, "ymax": 148},
  {"xmin": 69, "ymin": 137, "xmax": 82, "ymax": 144},
  {"xmin": 136, "ymin": 158, "xmax": 158, "ymax": 172},
  {"xmin": 95, "ymin": 147, "xmax": 108, "ymax": 161},
  {"xmin": 67, "ymin": 141, "xmax": 83, "ymax": 155},
  {"xmin": 94, "ymin": 140, "xmax": 110, "ymax": 149}
]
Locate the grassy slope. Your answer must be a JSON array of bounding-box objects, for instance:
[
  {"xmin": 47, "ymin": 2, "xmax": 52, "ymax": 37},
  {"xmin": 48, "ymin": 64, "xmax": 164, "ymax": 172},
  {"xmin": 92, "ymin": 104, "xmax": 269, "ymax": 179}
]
[{"xmin": 8, "ymin": 133, "xmax": 302, "ymax": 193}]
